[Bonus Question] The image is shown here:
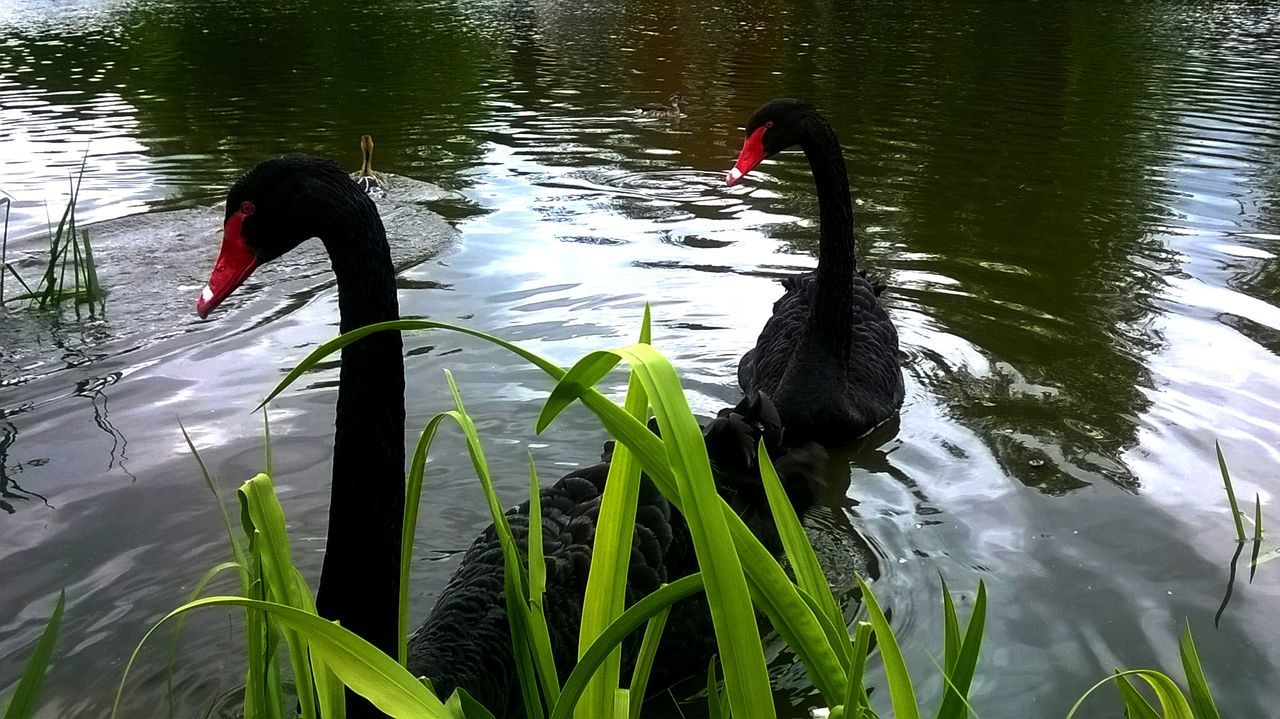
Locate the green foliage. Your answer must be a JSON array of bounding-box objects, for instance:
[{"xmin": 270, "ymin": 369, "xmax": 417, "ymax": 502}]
[
  {"xmin": 99, "ymin": 312, "xmax": 1237, "ymax": 719},
  {"xmin": 1216, "ymin": 441, "xmax": 1273, "ymax": 573},
  {"xmin": 4, "ymin": 152, "xmax": 103, "ymax": 314},
  {"xmin": 1065, "ymin": 626, "xmax": 1222, "ymax": 719},
  {"xmin": 1, "ymin": 590, "xmax": 64, "ymax": 719}
]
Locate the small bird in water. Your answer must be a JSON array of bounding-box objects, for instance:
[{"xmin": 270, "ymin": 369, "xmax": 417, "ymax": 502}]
[
  {"xmin": 635, "ymin": 93, "xmax": 686, "ymax": 119},
  {"xmin": 351, "ymin": 134, "xmax": 387, "ymax": 196}
]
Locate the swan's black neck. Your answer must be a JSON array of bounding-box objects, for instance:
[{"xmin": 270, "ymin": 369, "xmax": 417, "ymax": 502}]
[
  {"xmin": 313, "ymin": 183, "xmax": 405, "ymax": 680},
  {"xmin": 798, "ymin": 112, "xmax": 857, "ymax": 346}
]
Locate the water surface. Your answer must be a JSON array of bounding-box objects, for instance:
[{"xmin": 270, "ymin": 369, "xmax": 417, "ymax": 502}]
[{"xmin": 2, "ymin": 0, "xmax": 1279, "ymax": 715}]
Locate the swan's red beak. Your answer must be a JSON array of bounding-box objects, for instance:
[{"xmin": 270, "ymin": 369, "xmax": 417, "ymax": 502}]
[
  {"xmin": 196, "ymin": 209, "xmax": 260, "ymax": 319},
  {"xmin": 726, "ymin": 125, "xmax": 769, "ymax": 186}
]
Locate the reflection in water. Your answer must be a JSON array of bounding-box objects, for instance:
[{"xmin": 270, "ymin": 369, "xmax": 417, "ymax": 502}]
[
  {"xmin": 0, "ymin": 421, "xmax": 52, "ymax": 514},
  {"xmin": 72, "ymin": 372, "xmax": 134, "ymax": 481},
  {"xmin": 1, "ymin": 0, "xmax": 1279, "ymax": 716}
]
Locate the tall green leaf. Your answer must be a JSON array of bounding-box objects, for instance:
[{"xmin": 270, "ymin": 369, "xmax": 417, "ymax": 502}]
[
  {"xmin": 549, "ymin": 343, "xmax": 773, "ymax": 719},
  {"xmin": 1216, "ymin": 442, "xmax": 1246, "ymax": 542},
  {"xmin": 114, "ymin": 597, "xmax": 452, "ymax": 719},
  {"xmin": 626, "ymin": 605, "xmax": 671, "ymax": 719},
  {"xmin": 1066, "ymin": 670, "xmax": 1194, "ymax": 719},
  {"xmin": 1178, "ymin": 624, "xmax": 1220, "ymax": 719},
  {"xmin": 935, "ymin": 581, "xmax": 985, "ymax": 719},
  {"xmin": 576, "ymin": 308, "xmax": 651, "ymax": 719},
  {"xmin": 239, "ymin": 474, "xmax": 320, "ymax": 719},
  {"xmin": 552, "ymin": 574, "xmax": 705, "ymax": 719},
  {"xmin": 856, "ymin": 577, "xmax": 919, "ymax": 719},
  {"xmin": 2, "ymin": 590, "xmax": 65, "ymax": 719},
  {"xmin": 757, "ymin": 440, "xmax": 848, "ymax": 667},
  {"xmin": 442, "ymin": 371, "xmax": 548, "ymax": 719}
]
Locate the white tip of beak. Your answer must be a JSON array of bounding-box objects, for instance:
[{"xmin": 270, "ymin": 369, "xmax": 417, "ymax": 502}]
[
  {"xmin": 200, "ymin": 285, "xmax": 214, "ymax": 303},
  {"xmin": 726, "ymin": 167, "xmax": 744, "ymax": 185}
]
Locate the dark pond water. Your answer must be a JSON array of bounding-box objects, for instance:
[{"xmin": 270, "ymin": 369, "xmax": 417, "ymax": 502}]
[{"xmin": 2, "ymin": 0, "xmax": 1279, "ymax": 716}]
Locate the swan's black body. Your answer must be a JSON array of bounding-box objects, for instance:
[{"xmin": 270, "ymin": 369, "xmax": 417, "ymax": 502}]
[
  {"xmin": 408, "ymin": 392, "xmax": 826, "ymax": 715},
  {"xmin": 730, "ymin": 99, "xmax": 904, "ymax": 445},
  {"xmin": 200, "ymin": 155, "xmax": 829, "ymax": 718}
]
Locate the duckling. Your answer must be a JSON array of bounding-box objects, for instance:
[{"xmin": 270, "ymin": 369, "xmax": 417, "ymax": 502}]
[
  {"xmin": 351, "ymin": 134, "xmax": 387, "ymax": 196},
  {"xmin": 635, "ymin": 93, "xmax": 685, "ymax": 119}
]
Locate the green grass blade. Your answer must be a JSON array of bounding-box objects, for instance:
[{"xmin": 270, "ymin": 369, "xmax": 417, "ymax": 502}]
[
  {"xmin": 238, "ymin": 474, "xmax": 320, "ymax": 719},
  {"xmin": 526, "ymin": 457, "xmax": 561, "ymax": 705},
  {"xmin": 757, "ymin": 440, "xmax": 848, "ymax": 667},
  {"xmin": 1216, "ymin": 441, "xmax": 1246, "ymax": 542},
  {"xmin": 1178, "ymin": 623, "xmax": 1221, "ymax": 719},
  {"xmin": 113, "ymin": 596, "xmax": 452, "ymax": 719},
  {"xmin": 1114, "ymin": 674, "xmax": 1161, "ymax": 719},
  {"xmin": 1250, "ymin": 494, "xmax": 1264, "ymax": 580},
  {"xmin": 80, "ymin": 228, "xmax": 99, "ymax": 305},
  {"xmin": 576, "ymin": 308, "xmax": 651, "ymax": 719},
  {"xmin": 626, "ymin": 604, "xmax": 670, "ymax": 719},
  {"xmin": 706, "ymin": 657, "xmax": 725, "ymax": 719},
  {"xmin": 564, "ymin": 342, "xmax": 773, "ymax": 719},
  {"xmin": 1135, "ymin": 671, "xmax": 1194, "ymax": 719},
  {"xmin": 400, "ymin": 413, "xmax": 451, "ymax": 666},
  {"xmin": 179, "ymin": 421, "xmax": 250, "ymax": 587},
  {"xmin": 262, "ymin": 409, "xmax": 273, "ymax": 478},
  {"xmin": 2, "ymin": 589, "xmax": 65, "ymax": 719},
  {"xmin": 537, "ymin": 351, "xmax": 621, "ymax": 433},
  {"xmin": 855, "ymin": 576, "xmax": 919, "ymax": 719},
  {"xmin": 843, "ymin": 621, "xmax": 873, "ymax": 715},
  {"xmin": 1066, "ymin": 670, "xmax": 1192, "ymax": 719},
  {"xmin": 935, "ymin": 581, "xmax": 985, "ymax": 719},
  {"xmin": 795, "ymin": 587, "xmax": 852, "ymax": 674},
  {"xmin": 442, "ymin": 372, "xmax": 546, "ymax": 719},
  {"xmin": 551, "ymin": 574, "xmax": 705, "ymax": 719},
  {"xmin": 528, "ymin": 456, "xmax": 546, "ymax": 601},
  {"xmin": 446, "ymin": 687, "xmax": 499, "ymax": 719},
  {"xmin": 941, "ymin": 577, "xmax": 959, "ymax": 674},
  {"xmin": 1, "ymin": 195, "xmax": 9, "ymax": 303},
  {"xmin": 167, "ymin": 562, "xmax": 240, "ymax": 719}
]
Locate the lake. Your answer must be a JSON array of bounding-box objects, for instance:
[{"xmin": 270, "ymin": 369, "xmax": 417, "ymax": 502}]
[{"xmin": 1, "ymin": 0, "xmax": 1278, "ymax": 715}]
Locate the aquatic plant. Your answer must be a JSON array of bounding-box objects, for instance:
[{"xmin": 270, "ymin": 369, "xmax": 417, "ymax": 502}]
[
  {"xmin": 1213, "ymin": 441, "xmax": 1275, "ymax": 626},
  {"xmin": 1, "ymin": 590, "xmax": 64, "ymax": 719},
  {"xmin": 102, "ymin": 313, "xmax": 1233, "ymax": 719},
  {"xmin": 0, "ymin": 154, "xmax": 103, "ymax": 314}
]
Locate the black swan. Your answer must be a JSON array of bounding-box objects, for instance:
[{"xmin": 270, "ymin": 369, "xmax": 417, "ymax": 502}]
[
  {"xmin": 635, "ymin": 93, "xmax": 685, "ymax": 118},
  {"xmin": 726, "ymin": 99, "xmax": 904, "ymax": 445},
  {"xmin": 197, "ymin": 155, "xmax": 405, "ymax": 716},
  {"xmin": 195, "ymin": 155, "xmax": 827, "ymax": 716},
  {"xmin": 352, "ymin": 134, "xmax": 386, "ymax": 195}
]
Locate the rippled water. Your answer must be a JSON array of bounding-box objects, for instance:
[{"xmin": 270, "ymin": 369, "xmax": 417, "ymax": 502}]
[{"xmin": 2, "ymin": 0, "xmax": 1279, "ymax": 716}]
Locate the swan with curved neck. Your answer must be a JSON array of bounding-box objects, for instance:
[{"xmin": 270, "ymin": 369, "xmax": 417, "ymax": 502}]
[
  {"xmin": 197, "ymin": 153, "xmax": 406, "ymax": 668},
  {"xmin": 727, "ymin": 99, "xmax": 904, "ymax": 445},
  {"xmin": 197, "ymin": 155, "xmax": 828, "ymax": 717}
]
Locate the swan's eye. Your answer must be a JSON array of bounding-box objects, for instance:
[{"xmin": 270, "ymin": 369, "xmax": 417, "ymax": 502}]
[
  {"xmin": 764, "ymin": 121, "xmax": 774, "ymax": 129},
  {"xmin": 240, "ymin": 201, "xmax": 255, "ymax": 216}
]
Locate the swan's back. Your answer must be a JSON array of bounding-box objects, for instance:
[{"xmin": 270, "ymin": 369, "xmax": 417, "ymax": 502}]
[{"xmin": 739, "ymin": 270, "xmax": 902, "ymax": 444}]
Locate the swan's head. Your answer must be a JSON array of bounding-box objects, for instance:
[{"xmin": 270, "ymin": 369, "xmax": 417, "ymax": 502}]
[
  {"xmin": 197, "ymin": 155, "xmax": 350, "ymax": 318},
  {"xmin": 726, "ymin": 98, "xmax": 815, "ymax": 186},
  {"xmin": 668, "ymin": 93, "xmax": 685, "ymax": 107}
]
